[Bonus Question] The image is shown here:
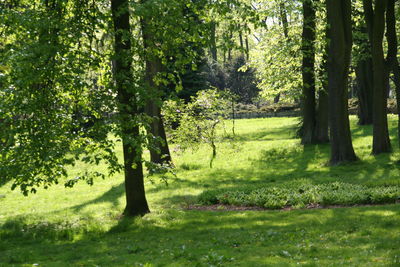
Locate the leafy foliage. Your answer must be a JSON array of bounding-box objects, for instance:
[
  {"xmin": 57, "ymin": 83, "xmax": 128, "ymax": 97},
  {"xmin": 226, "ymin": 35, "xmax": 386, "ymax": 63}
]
[
  {"xmin": 0, "ymin": 1, "xmax": 119, "ymax": 195},
  {"xmin": 249, "ymin": 1, "xmax": 303, "ymax": 102},
  {"xmin": 0, "ymin": 0, "xmax": 211, "ymax": 195},
  {"xmin": 198, "ymin": 180, "xmax": 400, "ymax": 209},
  {"xmin": 163, "ymin": 89, "xmax": 231, "ymax": 167}
]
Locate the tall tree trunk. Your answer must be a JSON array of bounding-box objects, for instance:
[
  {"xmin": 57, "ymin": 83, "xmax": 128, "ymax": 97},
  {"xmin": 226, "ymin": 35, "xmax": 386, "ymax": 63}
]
[
  {"xmin": 369, "ymin": 0, "xmax": 391, "ymax": 154},
  {"xmin": 301, "ymin": 0, "xmax": 317, "ymax": 144},
  {"xmin": 145, "ymin": 102, "xmax": 172, "ymax": 164},
  {"xmin": 228, "ymin": 29, "xmax": 232, "ymax": 61},
  {"xmin": 111, "ymin": 0, "xmax": 150, "ymax": 217},
  {"xmin": 210, "ymin": 21, "xmax": 217, "ymax": 61},
  {"xmin": 279, "ymin": 2, "xmax": 289, "ymax": 38},
  {"xmin": 386, "ymin": 0, "xmax": 400, "ymax": 147},
  {"xmin": 316, "ymin": 88, "xmax": 329, "ymax": 143},
  {"xmin": 141, "ymin": 0, "xmax": 172, "ymax": 165},
  {"xmin": 355, "ymin": 57, "xmax": 374, "ymax": 125},
  {"xmin": 239, "ymin": 28, "xmax": 244, "ymax": 57},
  {"xmin": 393, "ymin": 62, "xmax": 400, "ymax": 147},
  {"xmin": 245, "ymin": 27, "xmax": 250, "ymax": 60},
  {"xmin": 326, "ymin": 0, "xmax": 358, "ymax": 164},
  {"xmin": 315, "ymin": 36, "xmax": 329, "ymax": 143}
]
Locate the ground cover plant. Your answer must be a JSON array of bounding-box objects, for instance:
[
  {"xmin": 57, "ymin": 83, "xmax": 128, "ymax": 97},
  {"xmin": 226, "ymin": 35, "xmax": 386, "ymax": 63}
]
[
  {"xmin": 1, "ymin": 116, "xmax": 400, "ymax": 266},
  {"xmin": 198, "ymin": 180, "xmax": 400, "ymax": 209}
]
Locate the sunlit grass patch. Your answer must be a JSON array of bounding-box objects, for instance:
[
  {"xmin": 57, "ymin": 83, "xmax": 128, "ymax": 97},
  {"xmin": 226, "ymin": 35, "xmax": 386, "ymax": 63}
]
[{"xmin": 0, "ymin": 116, "xmax": 399, "ymax": 266}]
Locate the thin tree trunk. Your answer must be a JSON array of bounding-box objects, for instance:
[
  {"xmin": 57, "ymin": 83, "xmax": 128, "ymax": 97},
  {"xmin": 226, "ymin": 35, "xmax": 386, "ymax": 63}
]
[
  {"xmin": 140, "ymin": 0, "xmax": 172, "ymax": 165},
  {"xmin": 301, "ymin": 0, "xmax": 317, "ymax": 144},
  {"xmin": 279, "ymin": 3, "xmax": 289, "ymax": 39},
  {"xmin": 386, "ymin": 0, "xmax": 400, "ymax": 147},
  {"xmin": 393, "ymin": 63, "xmax": 400, "ymax": 146},
  {"xmin": 210, "ymin": 21, "xmax": 217, "ymax": 61},
  {"xmin": 369, "ymin": 0, "xmax": 391, "ymax": 154},
  {"xmin": 315, "ymin": 35, "xmax": 329, "ymax": 143},
  {"xmin": 228, "ymin": 29, "xmax": 232, "ymax": 61},
  {"xmin": 327, "ymin": 0, "xmax": 358, "ymax": 164},
  {"xmin": 316, "ymin": 88, "xmax": 329, "ymax": 143},
  {"xmin": 239, "ymin": 28, "xmax": 244, "ymax": 57},
  {"xmin": 145, "ymin": 102, "xmax": 172, "ymax": 164},
  {"xmin": 111, "ymin": 0, "xmax": 150, "ymax": 217},
  {"xmin": 245, "ymin": 27, "xmax": 250, "ymax": 60},
  {"xmin": 356, "ymin": 57, "xmax": 374, "ymax": 125}
]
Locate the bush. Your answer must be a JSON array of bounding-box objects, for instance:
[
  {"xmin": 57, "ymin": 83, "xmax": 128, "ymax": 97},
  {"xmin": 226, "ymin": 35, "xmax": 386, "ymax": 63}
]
[{"xmin": 197, "ymin": 180, "xmax": 400, "ymax": 209}]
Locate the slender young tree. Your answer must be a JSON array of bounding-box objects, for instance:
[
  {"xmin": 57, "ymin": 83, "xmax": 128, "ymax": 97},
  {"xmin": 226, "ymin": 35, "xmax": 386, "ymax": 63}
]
[
  {"xmin": 301, "ymin": 0, "xmax": 317, "ymax": 144},
  {"xmin": 326, "ymin": 0, "xmax": 358, "ymax": 164},
  {"xmin": 111, "ymin": 0, "xmax": 150, "ymax": 216}
]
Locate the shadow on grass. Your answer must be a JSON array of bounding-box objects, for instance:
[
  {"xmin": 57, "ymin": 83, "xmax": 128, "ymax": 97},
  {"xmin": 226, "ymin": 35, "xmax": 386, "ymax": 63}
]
[
  {"xmin": 70, "ymin": 183, "xmax": 125, "ymax": 212},
  {"xmin": 155, "ymin": 136, "xmax": 398, "ymax": 206},
  {"xmin": 234, "ymin": 124, "xmax": 298, "ymax": 142},
  {"xmin": 0, "ymin": 205, "xmax": 399, "ymax": 266}
]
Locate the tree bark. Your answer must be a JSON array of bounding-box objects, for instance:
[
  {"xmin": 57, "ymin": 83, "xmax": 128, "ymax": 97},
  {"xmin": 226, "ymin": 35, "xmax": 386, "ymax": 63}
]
[
  {"xmin": 369, "ymin": 0, "xmax": 391, "ymax": 154},
  {"xmin": 301, "ymin": 0, "xmax": 317, "ymax": 144},
  {"xmin": 355, "ymin": 57, "xmax": 374, "ymax": 125},
  {"xmin": 239, "ymin": 28, "xmax": 244, "ymax": 57},
  {"xmin": 315, "ymin": 35, "xmax": 329, "ymax": 144},
  {"xmin": 145, "ymin": 102, "xmax": 172, "ymax": 164},
  {"xmin": 279, "ymin": 3, "xmax": 289, "ymax": 39},
  {"xmin": 140, "ymin": 0, "xmax": 172, "ymax": 165},
  {"xmin": 111, "ymin": 0, "xmax": 150, "ymax": 217},
  {"xmin": 245, "ymin": 27, "xmax": 250, "ymax": 60},
  {"xmin": 210, "ymin": 21, "xmax": 217, "ymax": 61},
  {"xmin": 386, "ymin": 0, "xmax": 400, "ymax": 147},
  {"xmin": 228, "ymin": 29, "xmax": 232, "ymax": 61},
  {"xmin": 326, "ymin": 0, "xmax": 358, "ymax": 164}
]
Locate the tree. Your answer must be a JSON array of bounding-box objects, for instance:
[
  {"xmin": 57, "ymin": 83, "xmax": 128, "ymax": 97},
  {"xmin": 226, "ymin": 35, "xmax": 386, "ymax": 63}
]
[
  {"xmin": 386, "ymin": 0, "xmax": 400, "ymax": 147},
  {"xmin": 353, "ymin": 2, "xmax": 374, "ymax": 125},
  {"xmin": 110, "ymin": 0, "xmax": 150, "ymax": 216},
  {"xmin": 140, "ymin": 0, "xmax": 172, "ymax": 165},
  {"xmin": 363, "ymin": 0, "xmax": 392, "ymax": 154},
  {"xmin": 1, "ymin": 0, "xmax": 153, "ymax": 217},
  {"xmin": 251, "ymin": 0, "xmax": 302, "ymax": 103},
  {"xmin": 314, "ymin": 21, "xmax": 329, "ymax": 144},
  {"xmin": 326, "ymin": 0, "xmax": 358, "ymax": 164},
  {"xmin": 301, "ymin": 0, "xmax": 317, "ymax": 144},
  {"xmin": 163, "ymin": 89, "xmax": 230, "ymax": 168}
]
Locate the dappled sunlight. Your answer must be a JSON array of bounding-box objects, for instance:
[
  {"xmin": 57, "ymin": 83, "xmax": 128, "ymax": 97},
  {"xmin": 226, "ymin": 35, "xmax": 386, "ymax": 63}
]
[
  {"xmin": 362, "ymin": 210, "xmax": 398, "ymax": 217},
  {"xmin": 1, "ymin": 117, "xmax": 400, "ymax": 266}
]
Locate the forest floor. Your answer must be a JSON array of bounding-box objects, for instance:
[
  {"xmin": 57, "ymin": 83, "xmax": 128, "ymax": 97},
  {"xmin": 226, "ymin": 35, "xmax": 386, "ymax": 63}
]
[{"xmin": 1, "ymin": 116, "xmax": 400, "ymax": 266}]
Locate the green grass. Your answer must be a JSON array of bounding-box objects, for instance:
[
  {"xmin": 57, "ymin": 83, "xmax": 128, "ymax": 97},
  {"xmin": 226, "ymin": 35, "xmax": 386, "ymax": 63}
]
[{"xmin": 1, "ymin": 116, "xmax": 400, "ymax": 266}]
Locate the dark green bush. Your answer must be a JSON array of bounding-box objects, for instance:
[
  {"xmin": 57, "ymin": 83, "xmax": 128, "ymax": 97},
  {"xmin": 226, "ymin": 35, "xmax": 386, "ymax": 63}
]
[{"xmin": 197, "ymin": 180, "xmax": 400, "ymax": 209}]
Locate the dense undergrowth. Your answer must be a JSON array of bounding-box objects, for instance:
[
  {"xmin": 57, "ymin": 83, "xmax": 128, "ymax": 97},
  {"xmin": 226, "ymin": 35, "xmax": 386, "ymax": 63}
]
[{"xmin": 198, "ymin": 180, "xmax": 400, "ymax": 209}]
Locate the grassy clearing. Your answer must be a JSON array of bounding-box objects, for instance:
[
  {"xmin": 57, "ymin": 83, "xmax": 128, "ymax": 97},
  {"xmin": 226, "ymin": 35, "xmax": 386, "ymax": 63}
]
[{"xmin": 1, "ymin": 116, "xmax": 400, "ymax": 266}]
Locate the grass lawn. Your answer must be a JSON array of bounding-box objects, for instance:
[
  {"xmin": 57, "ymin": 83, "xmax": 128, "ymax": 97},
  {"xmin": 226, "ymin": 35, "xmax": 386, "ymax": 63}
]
[{"xmin": 1, "ymin": 116, "xmax": 400, "ymax": 266}]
